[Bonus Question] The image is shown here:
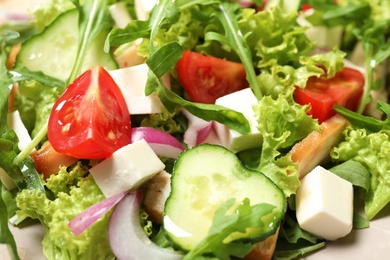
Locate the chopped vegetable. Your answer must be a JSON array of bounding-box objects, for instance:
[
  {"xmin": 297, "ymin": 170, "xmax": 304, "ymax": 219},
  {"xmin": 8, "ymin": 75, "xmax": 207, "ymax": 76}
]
[
  {"xmin": 15, "ymin": 162, "xmax": 114, "ymax": 259},
  {"xmin": 109, "ymin": 191, "xmax": 182, "ymax": 260},
  {"xmin": 48, "ymin": 65, "xmax": 131, "ymax": 159},
  {"xmin": 176, "ymin": 50, "xmax": 249, "ymax": 104},
  {"xmin": 163, "ymin": 144, "xmax": 286, "ymax": 258},
  {"xmin": 294, "ymin": 67, "xmax": 365, "ymax": 123}
]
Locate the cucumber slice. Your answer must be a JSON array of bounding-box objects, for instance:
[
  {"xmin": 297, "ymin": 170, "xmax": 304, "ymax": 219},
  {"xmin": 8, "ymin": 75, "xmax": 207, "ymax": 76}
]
[
  {"xmin": 15, "ymin": 9, "xmax": 117, "ymax": 82},
  {"xmin": 163, "ymin": 144, "xmax": 286, "ymax": 253}
]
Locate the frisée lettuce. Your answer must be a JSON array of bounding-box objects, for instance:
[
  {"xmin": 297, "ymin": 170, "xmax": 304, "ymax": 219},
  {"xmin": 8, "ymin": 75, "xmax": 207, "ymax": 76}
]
[{"xmin": 15, "ymin": 162, "xmax": 115, "ymax": 259}]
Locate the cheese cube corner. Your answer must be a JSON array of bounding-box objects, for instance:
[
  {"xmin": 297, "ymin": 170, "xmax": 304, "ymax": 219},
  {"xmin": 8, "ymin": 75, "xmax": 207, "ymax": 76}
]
[
  {"xmin": 214, "ymin": 88, "xmax": 262, "ymax": 152},
  {"xmin": 90, "ymin": 139, "xmax": 165, "ymax": 198},
  {"xmin": 296, "ymin": 166, "xmax": 353, "ymax": 241}
]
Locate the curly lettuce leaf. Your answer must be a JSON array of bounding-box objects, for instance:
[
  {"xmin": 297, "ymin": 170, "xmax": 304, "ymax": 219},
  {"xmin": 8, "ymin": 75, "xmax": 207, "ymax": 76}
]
[
  {"xmin": 239, "ymin": 6, "xmax": 314, "ymax": 68},
  {"xmin": 239, "ymin": 7, "xmax": 345, "ymax": 99},
  {"xmin": 15, "ymin": 162, "xmax": 114, "ymax": 259},
  {"xmin": 331, "ymin": 127, "xmax": 390, "ymax": 220},
  {"xmin": 254, "ymin": 95, "xmax": 319, "ymax": 197},
  {"xmin": 30, "ymin": 0, "xmax": 75, "ymax": 32}
]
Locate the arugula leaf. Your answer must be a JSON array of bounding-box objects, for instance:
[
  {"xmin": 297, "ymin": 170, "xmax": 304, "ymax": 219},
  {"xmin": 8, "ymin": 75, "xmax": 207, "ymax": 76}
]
[
  {"xmin": 353, "ymin": 212, "xmax": 369, "ymax": 229},
  {"xmin": 0, "ymin": 30, "xmax": 23, "ymax": 260},
  {"xmin": 68, "ymin": 0, "xmax": 113, "ymax": 84},
  {"xmin": 140, "ymin": 2, "xmax": 251, "ymax": 135},
  {"xmin": 148, "ymin": 71, "xmax": 250, "ymax": 134},
  {"xmin": 329, "ymin": 160, "xmax": 371, "ymax": 192},
  {"xmin": 334, "ymin": 101, "xmax": 390, "ymax": 133},
  {"xmin": 146, "ymin": 42, "xmax": 183, "ymax": 78},
  {"xmin": 209, "ymin": 2, "xmax": 262, "ymax": 99},
  {"xmin": 12, "ymin": 67, "xmax": 66, "ymax": 88},
  {"xmin": 354, "ymin": 18, "xmax": 390, "ymax": 113},
  {"xmin": 0, "ymin": 181, "xmax": 19, "ymax": 260},
  {"xmin": 273, "ymin": 242, "xmax": 325, "ymax": 260},
  {"xmin": 274, "ymin": 211, "xmax": 325, "ymax": 259},
  {"xmin": 184, "ymin": 198, "xmax": 278, "ymax": 260},
  {"xmin": 305, "ymin": 0, "xmax": 390, "ymax": 114}
]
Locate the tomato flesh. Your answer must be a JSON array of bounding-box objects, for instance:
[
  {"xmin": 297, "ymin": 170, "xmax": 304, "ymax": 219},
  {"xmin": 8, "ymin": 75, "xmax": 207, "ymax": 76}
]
[
  {"xmin": 294, "ymin": 67, "xmax": 365, "ymax": 124},
  {"xmin": 176, "ymin": 50, "xmax": 249, "ymax": 104},
  {"xmin": 48, "ymin": 65, "xmax": 131, "ymax": 159}
]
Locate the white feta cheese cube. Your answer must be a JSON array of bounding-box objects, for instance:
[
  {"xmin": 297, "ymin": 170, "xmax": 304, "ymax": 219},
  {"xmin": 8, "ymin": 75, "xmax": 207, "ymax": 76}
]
[
  {"xmin": 135, "ymin": 0, "xmax": 157, "ymax": 20},
  {"xmin": 108, "ymin": 64, "xmax": 170, "ymax": 114},
  {"xmin": 214, "ymin": 88, "xmax": 262, "ymax": 152},
  {"xmin": 109, "ymin": 3, "xmax": 132, "ymax": 28},
  {"xmin": 90, "ymin": 139, "xmax": 165, "ymax": 198},
  {"xmin": 296, "ymin": 166, "xmax": 353, "ymax": 241}
]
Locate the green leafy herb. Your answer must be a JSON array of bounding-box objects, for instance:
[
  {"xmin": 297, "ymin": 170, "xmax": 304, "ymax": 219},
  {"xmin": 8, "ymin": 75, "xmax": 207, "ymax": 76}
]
[
  {"xmin": 0, "ymin": 182, "xmax": 19, "ymax": 260},
  {"xmin": 331, "ymin": 127, "xmax": 390, "ymax": 220},
  {"xmin": 184, "ymin": 198, "xmax": 278, "ymax": 260},
  {"xmin": 16, "ymin": 162, "xmax": 113, "ymax": 259},
  {"xmin": 145, "ymin": 42, "xmax": 183, "ymax": 78},
  {"xmin": 254, "ymin": 95, "xmax": 318, "ymax": 197},
  {"xmin": 208, "ymin": 2, "xmax": 262, "ymax": 99},
  {"xmin": 329, "ymin": 160, "xmax": 371, "ymax": 192},
  {"xmin": 148, "ymin": 71, "xmax": 250, "ymax": 134},
  {"xmin": 68, "ymin": 0, "xmax": 113, "ymax": 84},
  {"xmin": 0, "ymin": 30, "xmax": 23, "ymax": 260},
  {"xmin": 353, "ymin": 212, "xmax": 369, "ymax": 229},
  {"xmin": 305, "ymin": 0, "xmax": 390, "ymax": 114},
  {"xmin": 12, "ymin": 67, "xmax": 66, "ymax": 88},
  {"xmin": 334, "ymin": 101, "xmax": 390, "ymax": 133}
]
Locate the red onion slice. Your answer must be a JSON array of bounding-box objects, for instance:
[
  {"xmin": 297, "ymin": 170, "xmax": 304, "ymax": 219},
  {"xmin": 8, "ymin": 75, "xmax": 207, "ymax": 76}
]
[
  {"xmin": 109, "ymin": 191, "xmax": 182, "ymax": 260},
  {"xmin": 68, "ymin": 191, "xmax": 128, "ymax": 236},
  {"xmin": 181, "ymin": 108, "xmax": 213, "ymax": 147},
  {"xmin": 131, "ymin": 127, "xmax": 184, "ymax": 158}
]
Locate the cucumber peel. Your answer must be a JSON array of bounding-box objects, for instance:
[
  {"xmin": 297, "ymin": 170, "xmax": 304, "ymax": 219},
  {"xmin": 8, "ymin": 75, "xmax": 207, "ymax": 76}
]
[
  {"xmin": 14, "ymin": 9, "xmax": 117, "ymax": 82},
  {"xmin": 163, "ymin": 144, "xmax": 286, "ymax": 255}
]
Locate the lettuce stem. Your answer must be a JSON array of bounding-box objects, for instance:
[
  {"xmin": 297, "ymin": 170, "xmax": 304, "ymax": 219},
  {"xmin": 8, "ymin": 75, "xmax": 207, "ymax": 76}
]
[
  {"xmin": 357, "ymin": 43, "xmax": 374, "ymax": 114},
  {"xmin": 13, "ymin": 122, "xmax": 48, "ymax": 166}
]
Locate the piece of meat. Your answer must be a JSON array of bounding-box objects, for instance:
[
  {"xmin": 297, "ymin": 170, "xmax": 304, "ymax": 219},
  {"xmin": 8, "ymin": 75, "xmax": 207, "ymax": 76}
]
[
  {"xmin": 289, "ymin": 115, "xmax": 350, "ymax": 179},
  {"xmin": 31, "ymin": 141, "xmax": 78, "ymax": 179},
  {"xmin": 143, "ymin": 170, "xmax": 171, "ymax": 223},
  {"xmin": 244, "ymin": 227, "xmax": 280, "ymax": 260}
]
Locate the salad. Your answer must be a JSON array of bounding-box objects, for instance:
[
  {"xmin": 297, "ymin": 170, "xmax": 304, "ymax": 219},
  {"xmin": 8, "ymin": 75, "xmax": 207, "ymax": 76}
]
[{"xmin": 1, "ymin": 0, "xmax": 390, "ymax": 259}]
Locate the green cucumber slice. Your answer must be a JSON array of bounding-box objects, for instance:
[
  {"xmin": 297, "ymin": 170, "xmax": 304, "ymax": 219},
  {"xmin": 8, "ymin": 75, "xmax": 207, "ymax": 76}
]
[
  {"xmin": 163, "ymin": 144, "xmax": 286, "ymax": 253},
  {"xmin": 15, "ymin": 9, "xmax": 117, "ymax": 82}
]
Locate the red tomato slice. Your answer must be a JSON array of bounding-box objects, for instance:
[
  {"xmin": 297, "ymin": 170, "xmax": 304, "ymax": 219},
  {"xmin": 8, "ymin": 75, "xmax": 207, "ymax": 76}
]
[
  {"xmin": 301, "ymin": 3, "xmax": 312, "ymax": 12},
  {"xmin": 48, "ymin": 65, "xmax": 131, "ymax": 159},
  {"xmin": 176, "ymin": 50, "xmax": 249, "ymax": 104},
  {"xmin": 294, "ymin": 67, "xmax": 365, "ymax": 124}
]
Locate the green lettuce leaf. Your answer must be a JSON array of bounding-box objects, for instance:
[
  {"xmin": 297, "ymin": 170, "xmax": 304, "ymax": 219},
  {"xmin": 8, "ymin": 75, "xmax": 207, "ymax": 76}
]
[
  {"xmin": 0, "ymin": 181, "xmax": 19, "ymax": 260},
  {"xmin": 15, "ymin": 162, "xmax": 114, "ymax": 259},
  {"xmin": 239, "ymin": 6, "xmax": 314, "ymax": 68},
  {"xmin": 15, "ymin": 80, "xmax": 61, "ymax": 138},
  {"xmin": 331, "ymin": 127, "xmax": 390, "ymax": 220},
  {"xmin": 254, "ymin": 95, "xmax": 319, "ymax": 197},
  {"xmin": 30, "ymin": 0, "xmax": 75, "ymax": 32}
]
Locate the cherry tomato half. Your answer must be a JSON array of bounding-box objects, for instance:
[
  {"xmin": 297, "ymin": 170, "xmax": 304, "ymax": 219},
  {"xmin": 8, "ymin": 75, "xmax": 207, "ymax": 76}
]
[
  {"xmin": 48, "ymin": 65, "xmax": 131, "ymax": 159},
  {"xmin": 294, "ymin": 67, "xmax": 365, "ymax": 124},
  {"xmin": 176, "ymin": 50, "xmax": 249, "ymax": 104}
]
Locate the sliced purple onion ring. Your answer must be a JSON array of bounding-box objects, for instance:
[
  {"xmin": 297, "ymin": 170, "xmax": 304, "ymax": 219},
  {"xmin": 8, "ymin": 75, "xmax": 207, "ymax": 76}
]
[
  {"xmin": 108, "ymin": 191, "xmax": 182, "ymax": 260},
  {"xmin": 131, "ymin": 127, "xmax": 184, "ymax": 158},
  {"xmin": 68, "ymin": 191, "xmax": 128, "ymax": 236}
]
